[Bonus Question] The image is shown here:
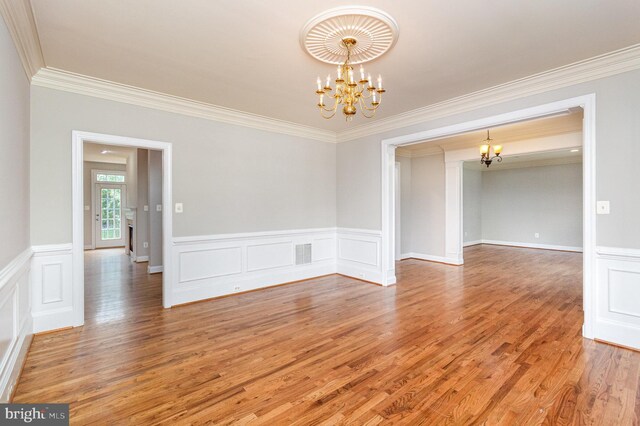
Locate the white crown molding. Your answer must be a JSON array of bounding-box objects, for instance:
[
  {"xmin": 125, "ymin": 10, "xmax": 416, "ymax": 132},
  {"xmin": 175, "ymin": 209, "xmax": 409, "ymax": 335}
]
[
  {"xmin": 337, "ymin": 43, "xmax": 640, "ymax": 142},
  {"xmin": 31, "ymin": 67, "xmax": 338, "ymax": 144},
  {"xmin": 0, "ymin": 0, "xmax": 44, "ymax": 79},
  {"xmin": 25, "ymin": 43, "xmax": 640, "ymax": 145}
]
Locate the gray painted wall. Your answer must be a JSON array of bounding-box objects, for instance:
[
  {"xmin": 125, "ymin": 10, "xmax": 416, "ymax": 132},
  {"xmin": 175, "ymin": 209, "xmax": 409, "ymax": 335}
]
[
  {"xmin": 337, "ymin": 69, "xmax": 640, "ymax": 250},
  {"xmin": 136, "ymin": 149, "xmax": 149, "ymax": 259},
  {"xmin": 0, "ymin": 18, "xmax": 30, "ymax": 268},
  {"xmin": 463, "ymin": 167, "xmax": 483, "ymax": 243},
  {"xmin": 82, "ymin": 161, "xmax": 127, "ymax": 247},
  {"xmin": 30, "ymin": 87, "xmax": 337, "ymax": 245},
  {"xmin": 397, "ymin": 156, "xmax": 412, "ymax": 254},
  {"xmin": 406, "ymin": 154, "xmax": 446, "ymax": 257},
  {"xmin": 480, "ymin": 163, "xmax": 583, "ymax": 247},
  {"xmin": 148, "ymin": 150, "xmax": 163, "ymax": 268}
]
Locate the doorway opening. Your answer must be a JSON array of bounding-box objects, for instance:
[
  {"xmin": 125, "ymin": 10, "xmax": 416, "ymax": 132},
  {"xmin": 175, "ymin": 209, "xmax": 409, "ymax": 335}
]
[
  {"xmin": 72, "ymin": 132, "xmax": 173, "ymax": 328},
  {"xmin": 382, "ymin": 95, "xmax": 596, "ymax": 339}
]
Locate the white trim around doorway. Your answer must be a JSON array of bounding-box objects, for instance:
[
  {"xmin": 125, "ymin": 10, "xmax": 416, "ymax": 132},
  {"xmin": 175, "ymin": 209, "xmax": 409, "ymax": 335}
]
[
  {"xmin": 380, "ymin": 94, "xmax": 597, "ymax": 340},
  {"xmin": 72, "ymin": 131, "xmax": 174, "ymax": 330}
]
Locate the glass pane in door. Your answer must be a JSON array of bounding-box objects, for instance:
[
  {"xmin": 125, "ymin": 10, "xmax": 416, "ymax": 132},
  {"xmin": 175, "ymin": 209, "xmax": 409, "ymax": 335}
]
[{"xmin": 101, "ymin": 188, "xmax": 122, "ymax": 240}]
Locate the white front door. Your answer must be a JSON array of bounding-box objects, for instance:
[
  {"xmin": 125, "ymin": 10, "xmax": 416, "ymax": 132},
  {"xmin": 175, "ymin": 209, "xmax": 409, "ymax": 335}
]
[{"xmin": 95, "ymin": 183, "xmax": 126, "ymax": 248}]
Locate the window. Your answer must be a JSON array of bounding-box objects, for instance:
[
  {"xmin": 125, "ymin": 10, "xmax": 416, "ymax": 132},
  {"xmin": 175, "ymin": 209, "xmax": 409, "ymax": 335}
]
[
  {"xmin": 101, "ymin": 188, "xmax": 122, "ymax": 240},
  {"xmin": 96, "ymin": 173, "xmax": 125, "ymax": 183}
]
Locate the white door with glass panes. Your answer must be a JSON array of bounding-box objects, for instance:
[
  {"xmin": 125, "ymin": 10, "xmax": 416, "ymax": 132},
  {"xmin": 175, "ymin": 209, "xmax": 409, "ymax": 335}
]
[{"xmin": 95, "ymin": 183, "xmax": 127, "ymax": 248}]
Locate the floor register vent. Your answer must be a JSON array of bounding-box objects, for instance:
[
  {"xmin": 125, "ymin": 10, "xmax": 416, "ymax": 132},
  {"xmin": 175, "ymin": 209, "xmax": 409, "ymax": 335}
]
[{"xmin": 295, "ymin": 244, "xmax": 312, "ymax": 265}]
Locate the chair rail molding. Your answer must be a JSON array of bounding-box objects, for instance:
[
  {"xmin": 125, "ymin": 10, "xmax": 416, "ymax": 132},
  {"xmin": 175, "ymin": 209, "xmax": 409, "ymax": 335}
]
[{"xmin": 0, "ymin": 247, "xmax": 33, "ymax": 401}]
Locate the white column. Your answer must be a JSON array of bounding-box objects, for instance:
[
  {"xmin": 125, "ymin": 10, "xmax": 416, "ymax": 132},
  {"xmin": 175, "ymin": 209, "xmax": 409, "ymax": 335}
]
[
  {"xmin": 445, "ymin": 160, "xmax": 464, "ymax": 265},
  {"xmin": 381, "ymin": 143, "xmax": 397, "ymax": 285}
]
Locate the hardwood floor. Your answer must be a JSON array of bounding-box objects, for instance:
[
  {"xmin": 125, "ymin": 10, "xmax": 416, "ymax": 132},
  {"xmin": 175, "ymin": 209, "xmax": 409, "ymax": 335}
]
[{"xmin": 13, "ymin": 246, "xmax": 640, "ymax": 424}]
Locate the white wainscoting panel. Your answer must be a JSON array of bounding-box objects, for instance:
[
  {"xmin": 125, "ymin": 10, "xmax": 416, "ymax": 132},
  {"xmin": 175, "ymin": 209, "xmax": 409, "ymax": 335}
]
[
  {"xmin": 31, "ymin": 244, "xmax": 74, "ymax": 333},
  {"xmin": 595, "ymin": 246, "xmax": 640, "ymax": 349},
  {"xmin": 336, "ymin": 228, "xmax": 384, "ymax": 285},
  {"xmin": 0, "ymin": 248, "xmax": 33, "ymax": 402},
  {"xmin": 171, "ymin": 228, "xmax": 336, "ymax": 305},
  {"xmin": 247, "ymin": 242, "xmax": 294, "ymax": 272}
]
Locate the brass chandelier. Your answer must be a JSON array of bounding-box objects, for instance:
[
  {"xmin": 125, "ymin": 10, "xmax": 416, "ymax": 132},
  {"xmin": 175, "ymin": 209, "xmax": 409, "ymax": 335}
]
[
  {"xmin": 479, "ymin": 130, "xmax": 503, "ymax": 167},
  {"xmin": 315, "ymin": 38, "xmax": 385, "ymax": 121}
]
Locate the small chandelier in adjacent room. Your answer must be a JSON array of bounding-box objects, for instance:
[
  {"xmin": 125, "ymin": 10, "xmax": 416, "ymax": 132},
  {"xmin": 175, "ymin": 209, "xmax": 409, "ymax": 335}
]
[
  {"xmin": 301, "ymin": 6, "xmax": 399, "ymax": 121},
  {"xmin": 479, "ymin": 130, "xmax": 503, "ymax": 167}
]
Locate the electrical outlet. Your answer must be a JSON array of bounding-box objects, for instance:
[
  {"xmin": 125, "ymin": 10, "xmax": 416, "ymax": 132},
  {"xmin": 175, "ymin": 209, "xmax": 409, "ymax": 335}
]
[
  {"xmin": 143, "ymin": 242, "xmax": 148, "ymax": 248},
  {"xmin": 534, "ymin": 233, "xmax": 540, "ymax": 238},
  {"xmin": 175, "ymin": 203, "xmax": 183, "ymax": 213},
  {"xmin": 156, "ymin": 204, "xmax": 162, "ymax": 212},
  {"xmin": 359, "ymin": 273, "xmax": 365, "ymax": 279},
  {"xmin": 234, "ymin": 285, "xmax": 241, "ymax": 291},
  {"xmin": 597, "ymin": 201, "xmax": 610, "ymax": 215},
  {"xmin": 84, "ymin": 205, "xmax": 90, "ymax": 211},
  {"xmin": 143, "ymin": 205, "xmax": 149, "ymax": 212}
]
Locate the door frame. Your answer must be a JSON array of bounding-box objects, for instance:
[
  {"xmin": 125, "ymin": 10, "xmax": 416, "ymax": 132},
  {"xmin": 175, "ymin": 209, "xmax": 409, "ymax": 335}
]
[
  {"xmin": 94, "ymin": 182, "xmax": 127, "ymax": 249},
  {"xmin": 72, "ymin": 131, "xmax": 174, "ymax": 328},
  {"xmin": 380, "ymin": 94, "xmax": 596, "ymax": 339},
  {"xmin": 89, "ymin": 169, "xmax": 127, "ymax": 249}
]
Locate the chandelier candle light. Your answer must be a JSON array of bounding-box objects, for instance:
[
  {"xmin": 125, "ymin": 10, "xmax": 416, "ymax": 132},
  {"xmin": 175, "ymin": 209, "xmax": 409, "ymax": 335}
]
[
  {"xmin": 315, "ymin": 38, "xmax": 385, "ymax": 120},
  {"xmin": 479, "ymin": 130, "xmax": 503, "ymax": 167}
]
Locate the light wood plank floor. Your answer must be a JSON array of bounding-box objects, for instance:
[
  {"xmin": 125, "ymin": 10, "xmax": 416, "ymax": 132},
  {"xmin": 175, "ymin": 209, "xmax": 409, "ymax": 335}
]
[{"xmin": 13, "ymin": 246, "xmax": 640, "ymax": 424}]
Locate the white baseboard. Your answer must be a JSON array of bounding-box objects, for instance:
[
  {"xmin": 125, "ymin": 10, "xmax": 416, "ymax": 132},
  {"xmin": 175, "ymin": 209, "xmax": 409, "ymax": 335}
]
[
  {"xmin": 467, "ymin": 239, "xmax": 583, "ymax": 252},
  {"xmin": 0, "ymin": 248, "xmax": 33, "ymax": 402},
  {"xmin": 463, "ymin": 240, "xmax": 483, "ymax": 247},
  {"xmin": 148, "ymin": 265, "xmax": 163, "ymax": 274},
  {"xmin": 400, "ymin": 252, "xmax": 463, "ymax": 265},
  {"xmin": 172, "ymin": 263, "xmax": 336, "ymax": 305},
  {"xmin": 135, "ymin": 256, "xmax": 149, "ymax": 263},
  {"xmin": 596, "ymin": 319, "xmax": 640, "ymax": 350},
  {"xmin": 336, "ymin": 263, "xmax": 384, "ymax": 285},
  {"xmin": 84, "ymin": 244, "xmax": 93, "ymax": 250}
]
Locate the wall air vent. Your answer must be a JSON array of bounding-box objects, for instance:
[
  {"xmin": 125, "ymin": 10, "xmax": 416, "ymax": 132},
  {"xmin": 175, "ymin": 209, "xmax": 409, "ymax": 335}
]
[{"xmin": 295, "ymin": 244, "xmax": 312, "ymax": 265}]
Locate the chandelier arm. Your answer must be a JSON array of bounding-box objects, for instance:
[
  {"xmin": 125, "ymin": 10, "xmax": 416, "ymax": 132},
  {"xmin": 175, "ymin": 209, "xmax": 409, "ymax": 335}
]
[
  {"xmin": 319, "ymin": 108, "xmax": 337, "ymax": 119},
  {"xmin": 358, "ymin": 98, "xmax": 376, "ymax": 118},
  {"xmin": 360, "ymin": 101, "xmax": 381, "ymax": 112},
  {"xmin": 320, "ymin": 97, "xmax": 339, "ymax": 112}
]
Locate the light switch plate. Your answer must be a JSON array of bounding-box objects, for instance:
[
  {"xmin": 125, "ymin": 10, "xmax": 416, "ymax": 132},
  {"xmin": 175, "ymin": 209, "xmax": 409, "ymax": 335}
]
[
  {"xmin": 597, "ymin": 201, "xmax": 610, "ymax": 215},
  {"xmin": 156, "ymin": 204, "xmax": 162, "ymax": 212},
  {"xmin": 143, "ymin": 205, "xmax": 149, "ymax": 212},
  {"xmin": 175, "ymin": 203, "xmax": 183, "ymax": 213},
  {"xmin": 143, "ymin": 242, "xmax": 148, "ymax": 248}
]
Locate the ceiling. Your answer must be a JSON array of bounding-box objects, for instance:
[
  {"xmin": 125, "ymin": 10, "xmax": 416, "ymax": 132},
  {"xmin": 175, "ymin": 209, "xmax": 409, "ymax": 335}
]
[
  {"xmin": 30, "ymin": 1, "xmax": 640, "ymax": 131},
  {"xmin": 84, "ymin": 143, "xmax": 135, "ymax": 164},
  {"xmin": 397, "ymin": 108, "xmax": 583, "ymax": 157},
  {"xmin": 464, "ymin": 148, "xmax": 582, "ymax": 171}
]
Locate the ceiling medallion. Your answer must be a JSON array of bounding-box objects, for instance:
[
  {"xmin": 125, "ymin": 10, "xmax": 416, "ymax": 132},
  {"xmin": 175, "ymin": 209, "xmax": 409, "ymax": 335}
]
[{"xmin": 301, "ymin": 6, "xmax": 399, "ymax": 121}]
